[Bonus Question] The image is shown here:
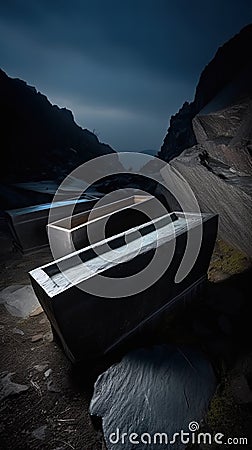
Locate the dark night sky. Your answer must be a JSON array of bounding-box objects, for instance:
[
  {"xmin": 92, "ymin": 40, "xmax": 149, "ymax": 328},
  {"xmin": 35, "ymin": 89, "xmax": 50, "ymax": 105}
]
[{"xmin": 0, "ymin": 0, "xmax": 251, "ymax": 151}]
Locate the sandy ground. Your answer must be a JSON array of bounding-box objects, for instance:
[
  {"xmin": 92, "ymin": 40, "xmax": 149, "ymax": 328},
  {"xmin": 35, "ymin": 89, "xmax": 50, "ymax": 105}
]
[{"xmin": 0, "ymin": 225, "xmax": 252, "ymax": 449}]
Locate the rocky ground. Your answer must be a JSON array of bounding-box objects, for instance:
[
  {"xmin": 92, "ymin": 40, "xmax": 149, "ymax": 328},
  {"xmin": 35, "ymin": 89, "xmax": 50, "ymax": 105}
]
[{"xmin": 0, "ymin": 233, "xmax": 251, "ymax": 449}]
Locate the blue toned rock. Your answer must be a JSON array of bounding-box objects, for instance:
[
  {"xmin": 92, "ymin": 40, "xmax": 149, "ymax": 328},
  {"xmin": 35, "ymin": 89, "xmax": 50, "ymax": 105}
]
[{"xmin": 90, "ymin": 345, "xmax": 216, "ymax": 450}]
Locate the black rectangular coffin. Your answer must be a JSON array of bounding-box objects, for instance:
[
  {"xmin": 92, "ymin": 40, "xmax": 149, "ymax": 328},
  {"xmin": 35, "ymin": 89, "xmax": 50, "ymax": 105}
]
[
  {"xmin": 5, "ymin": 195, "xmax": 99, "ymax": 254},
  {"xmin": 29, "ymin": 212, "xmax": 218, "ymax": 362}
]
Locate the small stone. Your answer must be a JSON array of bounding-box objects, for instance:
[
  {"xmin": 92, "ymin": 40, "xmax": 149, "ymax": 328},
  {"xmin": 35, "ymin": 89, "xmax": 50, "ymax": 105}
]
[
  {"xmin": 209, "ymin": 270, "xmax": 230, "ymax": 282},
  {"xmin": 39, "ymin": 318, "xmax": 47, "ymax": 325},
  {"xmin": 47, "ymin": 379, "xmax": 61, "ymax": 393},
  {"xmin": 43, "ymin": 331, "xmax": 53, "ymax": 343},
  {"xmin": 53, "ymin": 448, "xmax": 67, "ymax": 450},
  {"xmin": 32, "ymin": 425, "xmax": 47, "ymax": 440},
  {"xmin": 30, "ymin": 305, "xmax": 43, "ymax": 317},
  {"xmin": 34, "ymin": 364, "xmax": 48, "ymax": 373},
  {"xmin": 44, "ymin": 368, "xmax": 52, "ymax": 378},
  {"xmin": 31, "ymin": 334, "xmax": 43, "ymax": 342},
  {"xmin": 0, "ymin": 372, "xmax": 29, "ymax": 402},
  {"xmin": 13, "ymin": 328, "xmax": 24, "ymax": 336}
]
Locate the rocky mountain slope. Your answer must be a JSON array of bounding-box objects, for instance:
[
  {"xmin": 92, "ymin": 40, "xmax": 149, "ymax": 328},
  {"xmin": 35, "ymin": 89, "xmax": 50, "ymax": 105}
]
[
  {"xmin": 159, "ymin": 24, "xmax": 252, "ymax": 163},
  {"xmin": 158, "ymin": 25, "xmax": 252, "ymax": 257},
  {"xmin": 0, "ymin": 69, "xmax": 115, "ymax": 184}
]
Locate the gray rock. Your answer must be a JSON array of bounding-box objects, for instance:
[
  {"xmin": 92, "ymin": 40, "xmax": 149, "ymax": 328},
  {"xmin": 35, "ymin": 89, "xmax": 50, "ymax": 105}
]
[
  {"xmin": 12, "ymin": 327, "xmax": 24, "ymax": 336},
  {"xmin": 0, "ymin": 372, "xmax": 28, "ymax": 402},
  {"xmin": 170, "ymin": 144, "xmax": 252, "ymax": 257},
  {"xmin": 43, "ymin": 331, "xmax": 53, "ymax": 343},
  {"xmin": 44, "ymin": 368, "xmax": 52, "ymax": 378},
  {"xmin": 0, "ymin": 284, "xmax": 40, "ymax": 318},
  {"xmin": 31, "ymin": 425, "xmax": 48, "ymax": 440},
  {"xmin": 159, "ymin": 26, "xmax": 252, "ymax": 165},
  {"xmin": 33, "ymin": 363, "xmax": 48, "ymax": 372},
  {"xmin": 90, "ymin": 345, "xmax": 216, "ymax": 450},
  {"xmin": 158, "ymin": 26, "xmax": 252, "ymax": 257},
  {"xmin": 0, "ymin": 285, "xmax": 23, "ymax": 304},
  {"xmin": 46, "ymin": 379, "xmax": 61, "ymax": 393},
  {"xmin": 31, "ymin": 334, "xmax": 43, "ymax": 342}
]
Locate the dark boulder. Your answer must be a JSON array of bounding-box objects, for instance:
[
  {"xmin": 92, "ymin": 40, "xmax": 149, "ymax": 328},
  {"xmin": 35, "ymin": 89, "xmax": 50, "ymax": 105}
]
[{"xmin": 90, "ymin": 345, "xmax": 216, "ymax": 450}]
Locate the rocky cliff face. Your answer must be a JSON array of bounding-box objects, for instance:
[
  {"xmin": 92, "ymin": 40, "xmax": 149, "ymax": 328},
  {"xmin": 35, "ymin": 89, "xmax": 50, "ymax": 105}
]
[
  {"xmin": 0, "ymin": 69, "xmax": 115, "ymax": 183},
  {"xmin": 159, "ymin": 101, "xmax": 197, "ymax": 162},
  {"xmin": 159, "ymin": 25, "xmax": 252, "ymax": 163},
  {"xmin": 158, "ymin": 25, "xmax": 252, "ymax": 257}
]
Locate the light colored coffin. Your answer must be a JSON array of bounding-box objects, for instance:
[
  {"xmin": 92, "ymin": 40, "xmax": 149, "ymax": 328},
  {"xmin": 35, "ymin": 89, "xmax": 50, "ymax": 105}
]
[{"xmin": 47, "ymin": 194, "xmax": 158, "ymax": 257}]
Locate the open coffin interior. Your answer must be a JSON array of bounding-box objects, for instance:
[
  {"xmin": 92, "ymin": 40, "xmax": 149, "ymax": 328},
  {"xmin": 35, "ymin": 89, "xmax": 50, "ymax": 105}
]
[
  {"xmin": 31, "ymin": 211, "xmax": 211, "ymax": 296},
  {"xmin": 48, "ymin": 195, "xmax": 153, "ymax": 231}
]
